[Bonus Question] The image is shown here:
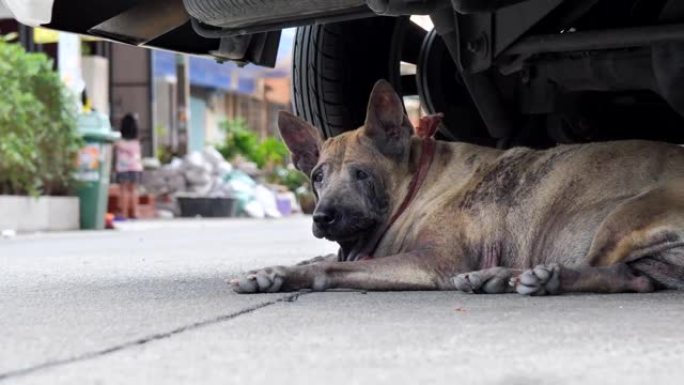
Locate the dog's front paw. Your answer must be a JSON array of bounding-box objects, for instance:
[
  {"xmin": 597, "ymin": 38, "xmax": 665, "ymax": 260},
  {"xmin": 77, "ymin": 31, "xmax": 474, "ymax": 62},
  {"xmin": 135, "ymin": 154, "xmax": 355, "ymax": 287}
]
[
  {"xmin": 452, "ymin": 267, "xmax": 515, "ymax": 294},
  {"xmin": 513, "ymin": 263, "xmax": 561, "ymax": 296},
  {"xmin": 230, "ymin": 266, "xmax": 289, "ymax": 294},
  {"xmin": 452, "ymin": 272, "xmax": 484, "ymax": 293}
]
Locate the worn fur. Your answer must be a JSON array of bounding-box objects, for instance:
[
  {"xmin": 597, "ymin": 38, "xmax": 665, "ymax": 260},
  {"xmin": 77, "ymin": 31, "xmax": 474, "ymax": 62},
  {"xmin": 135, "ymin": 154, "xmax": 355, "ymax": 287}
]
[{"xmin": 231, "ymin": 80, "xmax": 684, "ymax": 295}]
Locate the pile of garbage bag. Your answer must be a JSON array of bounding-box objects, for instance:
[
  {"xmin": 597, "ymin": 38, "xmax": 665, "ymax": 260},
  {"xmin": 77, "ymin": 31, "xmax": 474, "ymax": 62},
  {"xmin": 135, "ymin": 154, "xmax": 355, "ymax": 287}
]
[{"xmin": 143, "ymin": 147, "xmax": 299, "ymax": 218}]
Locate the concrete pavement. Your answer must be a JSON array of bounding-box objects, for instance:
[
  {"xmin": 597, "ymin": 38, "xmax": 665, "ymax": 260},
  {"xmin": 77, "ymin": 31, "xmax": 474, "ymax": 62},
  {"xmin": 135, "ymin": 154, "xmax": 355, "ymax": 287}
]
[{"xmin": 1, "ymin": 216, "xmax": 683, "ymax": 384}]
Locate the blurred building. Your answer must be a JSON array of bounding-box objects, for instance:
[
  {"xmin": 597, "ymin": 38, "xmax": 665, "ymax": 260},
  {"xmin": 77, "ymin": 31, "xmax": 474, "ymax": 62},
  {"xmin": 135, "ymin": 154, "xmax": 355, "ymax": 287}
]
[
  {"xmin": 0, "ymin": 11, "xmax": 293, "ymax": 159},
  {"xmin": 152, "ymin": 50, "xmax": 292, "ymax": 156}
]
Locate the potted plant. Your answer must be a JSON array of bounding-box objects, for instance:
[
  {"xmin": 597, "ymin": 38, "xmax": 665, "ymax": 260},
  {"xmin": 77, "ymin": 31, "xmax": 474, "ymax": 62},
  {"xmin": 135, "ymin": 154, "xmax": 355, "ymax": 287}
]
[{"xmin": 0, "ymin": 35, "xmax": 82, "ymax": 232}]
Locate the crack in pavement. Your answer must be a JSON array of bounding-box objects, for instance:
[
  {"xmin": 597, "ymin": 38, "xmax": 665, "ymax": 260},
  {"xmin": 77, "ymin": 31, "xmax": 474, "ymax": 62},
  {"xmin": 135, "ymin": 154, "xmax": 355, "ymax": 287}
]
[{"xmin": 0, "ymin": 292, "xmax": 306, "ymax": 382}]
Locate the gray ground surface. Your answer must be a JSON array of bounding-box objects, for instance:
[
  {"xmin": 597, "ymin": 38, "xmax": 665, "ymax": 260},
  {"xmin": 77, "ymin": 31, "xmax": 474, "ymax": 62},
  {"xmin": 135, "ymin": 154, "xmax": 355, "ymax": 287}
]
[{"xmin": 1, "ymin": 216, "xmax": 683, "ymax": 384}]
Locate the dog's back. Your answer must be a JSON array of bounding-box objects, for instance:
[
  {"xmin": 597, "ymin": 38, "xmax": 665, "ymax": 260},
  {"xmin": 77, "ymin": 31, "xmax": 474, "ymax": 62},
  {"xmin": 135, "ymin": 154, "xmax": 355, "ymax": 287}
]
[{"xmin": 394, "ymin": 140, "xmax": 684, "ymax": 270}]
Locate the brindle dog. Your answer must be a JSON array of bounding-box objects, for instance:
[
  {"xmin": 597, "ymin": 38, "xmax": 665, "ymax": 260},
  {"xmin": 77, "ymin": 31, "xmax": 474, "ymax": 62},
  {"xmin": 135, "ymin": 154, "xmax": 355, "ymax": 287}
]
[{"xmin": 231, "ymin": 80, "xmax": 684, "ymax": 295}]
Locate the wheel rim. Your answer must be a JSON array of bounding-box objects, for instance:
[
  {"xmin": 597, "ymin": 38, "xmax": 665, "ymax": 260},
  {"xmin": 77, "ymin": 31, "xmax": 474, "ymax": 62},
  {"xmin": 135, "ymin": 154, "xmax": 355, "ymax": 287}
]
[
  {"xmin": 416, "ymin": 29, "xmax": 491, "ymax": 144},
  {"xmin": 386, "ymin": 16, "xmax": 427, "ymax": 130},
  {"xmin": 387, "ymin": 17, "xmax": 426, "ymax": 96},
  {"xmin": 388, "ymin": 19, "xmax": 490, "ymax": 144}
]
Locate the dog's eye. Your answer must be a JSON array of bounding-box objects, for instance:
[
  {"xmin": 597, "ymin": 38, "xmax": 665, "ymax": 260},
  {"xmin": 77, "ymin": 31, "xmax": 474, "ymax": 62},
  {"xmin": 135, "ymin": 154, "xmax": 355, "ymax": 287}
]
[
  {"xmin": 312, "ymin": 171, "xmax": 324, "ymax": 183},
  {"xmin": 355, "ymin": 169, "xmax": 369, "ymax": 181}
]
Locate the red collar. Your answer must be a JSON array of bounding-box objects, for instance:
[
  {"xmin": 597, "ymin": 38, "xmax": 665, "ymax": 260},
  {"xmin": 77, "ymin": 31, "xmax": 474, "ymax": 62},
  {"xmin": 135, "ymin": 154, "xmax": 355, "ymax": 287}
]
[{"xmin": 361, "ymin": 113, "xmax": 443, "ymax": 259}]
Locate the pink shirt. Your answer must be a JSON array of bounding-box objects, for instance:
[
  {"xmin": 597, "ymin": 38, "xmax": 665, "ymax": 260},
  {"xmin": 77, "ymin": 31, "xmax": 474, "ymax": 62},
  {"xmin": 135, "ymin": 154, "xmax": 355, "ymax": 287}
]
[{"xmin": 115, "ymin": 139, "xmax": 143, "ymax": 172}]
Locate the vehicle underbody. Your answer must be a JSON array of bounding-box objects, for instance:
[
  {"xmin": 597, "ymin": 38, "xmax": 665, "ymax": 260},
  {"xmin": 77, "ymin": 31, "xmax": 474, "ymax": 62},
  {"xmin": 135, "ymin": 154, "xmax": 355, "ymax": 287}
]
[{"xmin": 44, "ymin": 0, "xmax": 684, "ymax": 148}]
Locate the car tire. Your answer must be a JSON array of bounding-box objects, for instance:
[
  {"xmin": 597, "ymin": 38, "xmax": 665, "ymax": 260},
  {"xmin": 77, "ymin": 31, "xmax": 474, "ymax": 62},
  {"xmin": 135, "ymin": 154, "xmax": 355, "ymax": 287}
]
[{"xmin": 292, "ymin": 17, "xmax": 400, "ymax": 139}]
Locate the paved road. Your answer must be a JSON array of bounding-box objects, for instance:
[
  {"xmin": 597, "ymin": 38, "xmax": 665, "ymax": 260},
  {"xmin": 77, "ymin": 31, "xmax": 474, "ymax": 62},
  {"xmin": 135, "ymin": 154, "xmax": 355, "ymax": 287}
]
[{"xmin": 1, "ymin": 217, "xmax": 683, "ymax": 384}]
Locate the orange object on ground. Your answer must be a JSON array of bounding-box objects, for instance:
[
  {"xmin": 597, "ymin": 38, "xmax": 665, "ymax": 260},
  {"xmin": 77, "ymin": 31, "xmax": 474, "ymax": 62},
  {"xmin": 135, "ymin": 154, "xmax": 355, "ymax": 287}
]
[{"xmin": 107, "ymin": 184, "xmax": 157, "ymax": 219}]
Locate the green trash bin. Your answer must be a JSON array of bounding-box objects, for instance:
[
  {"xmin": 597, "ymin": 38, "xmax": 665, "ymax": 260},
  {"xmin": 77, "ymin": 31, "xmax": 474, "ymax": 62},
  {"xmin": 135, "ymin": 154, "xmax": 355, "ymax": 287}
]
[{"xmin": 75, "ymin": 111, "xmax": 121, "ymax": 230}]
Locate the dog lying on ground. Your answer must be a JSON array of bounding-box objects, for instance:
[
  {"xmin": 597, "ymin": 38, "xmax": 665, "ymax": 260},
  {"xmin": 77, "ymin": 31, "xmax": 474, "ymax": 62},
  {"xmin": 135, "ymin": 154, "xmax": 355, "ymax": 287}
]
[{"xmin": 231, "ymin": 80, "xmax": 684, "ymax": 295}]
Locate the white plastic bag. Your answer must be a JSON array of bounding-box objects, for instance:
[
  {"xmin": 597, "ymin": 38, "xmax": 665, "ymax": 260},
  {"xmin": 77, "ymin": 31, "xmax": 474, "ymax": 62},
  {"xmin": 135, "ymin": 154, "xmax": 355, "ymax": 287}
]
[
  {"xmin": 255, "ymin": 185, "xmax": 281, "ymax": 218},
  {"xmin": 2, "ymin": 0, "xmax": 54, "ymax": 26}
]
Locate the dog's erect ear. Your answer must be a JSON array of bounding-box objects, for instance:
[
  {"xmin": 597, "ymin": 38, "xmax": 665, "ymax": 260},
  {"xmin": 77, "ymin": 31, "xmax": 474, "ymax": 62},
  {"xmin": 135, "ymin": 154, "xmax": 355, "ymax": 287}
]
[
  {"xmin": 362, "ymin": 79, "xmax": 413, "ymax": 157},
  {"xmin": 278, "ymin": 111, "xmax": 322, "ymax": 176}
]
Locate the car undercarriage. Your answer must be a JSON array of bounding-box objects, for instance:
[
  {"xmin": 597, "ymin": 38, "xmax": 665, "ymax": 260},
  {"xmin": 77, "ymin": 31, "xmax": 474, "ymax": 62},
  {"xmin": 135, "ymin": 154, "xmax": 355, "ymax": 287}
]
[{"xmin": 33, "ymin": 0, "xmax": 684, "ymax": 147}]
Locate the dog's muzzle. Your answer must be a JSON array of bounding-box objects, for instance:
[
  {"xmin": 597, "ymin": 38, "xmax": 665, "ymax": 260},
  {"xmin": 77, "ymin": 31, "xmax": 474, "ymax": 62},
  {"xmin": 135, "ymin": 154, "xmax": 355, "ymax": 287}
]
[
  {"xmin": 313, "ymin": 208, "xmax": 339, "ymax": 228},
  {"xmin": 311, "ymin": 205, "xmax": 376, "ymax": 241},
  {"xmin": 312, "ymin": 206, "xmax": 340, "ymax": 239}
]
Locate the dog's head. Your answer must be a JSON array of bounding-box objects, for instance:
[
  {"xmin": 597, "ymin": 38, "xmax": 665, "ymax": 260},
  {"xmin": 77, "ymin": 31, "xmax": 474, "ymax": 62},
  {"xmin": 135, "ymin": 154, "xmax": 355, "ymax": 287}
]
[{"xmin": 278, "ymin": 80, "xmax": 414, "ymax": 243}]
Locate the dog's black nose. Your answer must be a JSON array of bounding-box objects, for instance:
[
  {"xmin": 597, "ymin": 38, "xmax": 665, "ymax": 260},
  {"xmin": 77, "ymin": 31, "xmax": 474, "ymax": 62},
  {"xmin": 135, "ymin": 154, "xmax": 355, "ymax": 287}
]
[{"xmin": 313, "ymin": 209, "xmax": 337, "ymax": 227}]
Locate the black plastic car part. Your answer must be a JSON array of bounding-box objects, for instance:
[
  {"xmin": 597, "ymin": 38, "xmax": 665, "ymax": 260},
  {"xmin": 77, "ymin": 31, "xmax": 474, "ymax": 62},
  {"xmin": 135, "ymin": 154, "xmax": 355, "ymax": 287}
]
[{"xmin": 88, "ymin": 0, "xmax": 188, "ymax": 45}]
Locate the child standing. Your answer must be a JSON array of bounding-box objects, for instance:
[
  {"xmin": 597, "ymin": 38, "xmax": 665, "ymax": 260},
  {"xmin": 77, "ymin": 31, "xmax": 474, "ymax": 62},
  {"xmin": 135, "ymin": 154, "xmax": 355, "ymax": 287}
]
[{"xmin": 114, "ymin": 113, "xmax": 143, "ymax": 219}]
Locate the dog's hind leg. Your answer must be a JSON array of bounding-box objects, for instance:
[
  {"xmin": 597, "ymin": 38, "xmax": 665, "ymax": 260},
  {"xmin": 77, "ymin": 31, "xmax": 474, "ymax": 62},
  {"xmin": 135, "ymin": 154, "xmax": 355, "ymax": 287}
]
[
  {"xmin": 452, "ymin": 267, "xmax": 521, "ymax": 293},
  {"xmin": 231, "ymin": 252, "xmax": 448, "ymax": 293},
  {"xmin": 629, "ymin": 248, "xmax": 684, "ymax": 290},
  {"xmin": 516, "ymin": 182, "xmax": 684, "ymax": 295},
  {"xmin": 585, "ymin": 182, "xmax": 684, "ymax": 292},
  {"xmin": 453, "ymin": 263, "xmax": 653, "ymax": 295},
  {"xmin": 513, "ymin": 234, "xmax": 684, "ymax": 295},
  {"xmin": 513, "ymin": 263, "xmax": 655, "ymax": 295}
]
